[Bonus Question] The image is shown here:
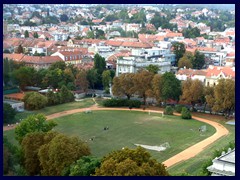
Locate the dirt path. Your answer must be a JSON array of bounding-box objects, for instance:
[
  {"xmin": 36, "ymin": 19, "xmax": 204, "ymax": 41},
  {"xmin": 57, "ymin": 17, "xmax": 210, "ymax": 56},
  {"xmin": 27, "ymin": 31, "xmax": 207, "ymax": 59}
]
[{"xmin": 3, "ymin": 105, "xmax": 229, "ymax": 168}]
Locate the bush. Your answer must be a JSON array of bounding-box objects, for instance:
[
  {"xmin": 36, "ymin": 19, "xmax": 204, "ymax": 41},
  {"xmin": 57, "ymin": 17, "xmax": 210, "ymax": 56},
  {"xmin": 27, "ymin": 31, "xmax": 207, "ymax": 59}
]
[
  {"xmin": 164, "ymin": 106, "xmax": 174, "ymax": 115},
  {"xmin": 181, "ymin": 107, "xmax": 192, "ymax": 119},
  {"xmin": 175, "ymin": 104, "xmax": 184, "ymax": 113},
  {"xmin": 23, "ymin": 92, "xmax": 48, "ymax": 110},
  {"xmin": 103, "ymin": 99, "xmax": 141, "ymax": 108}
]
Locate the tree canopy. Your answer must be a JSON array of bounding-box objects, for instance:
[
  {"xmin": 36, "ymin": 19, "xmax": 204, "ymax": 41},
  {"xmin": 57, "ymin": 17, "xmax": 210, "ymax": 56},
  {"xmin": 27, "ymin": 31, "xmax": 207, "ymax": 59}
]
[
  {"xmin": 172, "ymin": 42, "xmax": 186, "ymax": 65},
  {"xmin": 95, "ymin": 147, "xmax": 169, "ymax": 176},
  {"xmin": 3, "ymin": 103, "xmax": 16, "ymax": 124}
]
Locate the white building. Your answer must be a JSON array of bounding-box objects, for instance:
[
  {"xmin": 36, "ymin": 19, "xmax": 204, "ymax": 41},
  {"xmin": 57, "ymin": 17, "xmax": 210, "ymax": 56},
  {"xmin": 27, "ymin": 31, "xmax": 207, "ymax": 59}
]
[
  {"xmin": 116, "ymin": 56, "xmax": 171, "ymax": 76},
  {"xmin": 207, "ymin": 148, "xmax": 235, "ymax": 176}
]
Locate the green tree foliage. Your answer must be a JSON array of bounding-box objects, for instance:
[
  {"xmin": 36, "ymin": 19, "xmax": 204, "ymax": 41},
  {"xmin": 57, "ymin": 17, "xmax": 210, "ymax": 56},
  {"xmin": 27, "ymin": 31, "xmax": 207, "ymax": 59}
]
[
  {"xmin": 134, "ymin": 70, "xmax": 154, "ymax": 105},
  {"xmin": 175, "ymin": 104, "xmax": 184, "ymax": 113},
  {"xmin": 204, "ymin": 86, "xmax": 215, "ymax": 114},
  {"xmin": 94, "ymin": 53, "xmax": 106, "ymax": 75},
  {"xmin": 172, "ymin": 42, "xmax": 186, "ymax": 65},
  {"xmin": 15, "ymin": 114, "xmax": 57, "ymax": 144},
  {"xmin": 13, "ymin": 66, "xmax": 36, "ymax": 89},
  {"xmin": 160, "ymin": 72, "xmax": 182, "ymax": 102},
  {"xmin": 3, "ymin": 145, "xmax": 10, "ymax": 174},
  {"xmin": 150, "ymin": 12, "xmax": 177, "ymax": 31},
  {"xmin": 43, "ymin": 68, "xmax": 64, "ymax": 88},
  {"xmin": 192, "ymin": 51, "xmax": 205, "ymax": 69},
  {"xmin": 33, "ymin": 32, "xmax": 39, "ymax": 38},
  {"xmin": 3, "ymin": 103, "xmax": 16, "ymax": 124},
  {"xmin": 95, "ymin": 147, "xmax": 169, "ymax": 176},
  {"xmin": 23, "ymin": 92, "xmax": 48, "ymax": 110},
  {"xmin": 38, "ymin": 134, "xmax": 91, "ymax": 176},
  {"xmin": 64, "ymin": 156, "xmax": 101, "ymax": 176},
  {"xmin": 102, "ymin": 70, "xmax": 112, "ymax": 93},
  {"xmin": 49, "ymin": 61, "xmax": 66, "ymax": 71},
  {"xmin": 178, "ymin": 52, "xmax": 194, "ymax": 69},
  {"xmin": 130, "ymin": 9, "xmax": 146, "ymax": 24},
  {"xmin": 181, "ymin": 107, "xmax": 192, "ymax": 119},
  {"xmin": 60, "ymin": 85, "xmax": 74, "ymax": 103},
  {"xmin": 87, "ymin": 69, "xmax": 98, "ymax": 89},
  {"xmin": 212, "ymin": 79, "xmax": 235, "ymax": 117},
  {"xmin": 182, "ymin": 27, "xmax": 201, "ymax": 38},
  {"xmin": 112, "ymin": 73, "xmax": 135, "ymax": 100},
  {"xmin": 164, "ymin": 106, "xmax": 174, "ymax": 115},
  {"xmin": 181, "ymin": 79, "xmax": 204, "ymax": 108},
  {"xmin": 60, "ymin": 14, "xmax": 69, "ymax": 22},
  {"xmin": 24, "ymin": 30, "xmax": 29, "ymax": 38},
  {"xmin": 146, "ymin": 64, "xmax": 159, "ymax": 74}
]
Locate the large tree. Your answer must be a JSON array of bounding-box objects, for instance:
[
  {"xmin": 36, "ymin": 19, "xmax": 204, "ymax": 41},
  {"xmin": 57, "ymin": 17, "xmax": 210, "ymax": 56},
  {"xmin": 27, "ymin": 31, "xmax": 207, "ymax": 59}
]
[
  {"xmin": 38, "ymin": 134, "xmax": 91, "ymax": 176},
  {"xmin": 23, "ymin": 92, "xmax": 48, "ymax": 110},
  {"xmin": 60, "ymin": 14, "xmax": 69, "ymax": 22},
  {"xmin": 87, "ymin": 69, "xmax": 98, "ymax": 89},
  {"xmin": 180, "ymin": 79, "xmax": 204, "ymax": 109},
  {"xmin": 112, "ymin": 73, "xmax": 135, "ymax": 100},
  {"xmin": 16, "ymin": 44, "xmax": 24, "ymax": 54},
  {"xmin": 172, "ymin": 42, "xmax": 186, "ymax": 65},
  {"xmin": 15, "ymin": 114, "xmax": 57, "ymax": 144},
  {"xmin": 204, "ymin": 86, "xmax": 215, "ymax": 114},
  {"xmin": 134, "ymin": 70, "xmax": 154, "ymax": 105},
  {"xmin": 94, "ymin": 53, "xmax": 106, "ymax": 75},
  {"xmin": 60, "ymin": 85, "xmax": 74, "ymax": 103},
  {"xmin": 75, "ymin": 70, "xmax": 89, "ymax": 93},
  {"xmin": 95, "ymin": 147, "xmax": 169, "ymax": 176},
  {"xmin": 160, "ymin": 72, "xmax": 182, "ymax": 103},
  {"xmin": 24, "ymin": 30, "xmax": 29, "ymax": 38},
  {"xmin": 13, "ymin": 66, "xmax": 36, "ymax": 89},
  {"xmin": 152, "ymin": 74, "xmax": 162, "ymax": 104},
  {"xmin": 212, "ymin": 79, "xmax": 235, "ymax": 117},
  {"xmin": 178, "ymin": 52, "xmax": 194, "ymax": 69},
  {"xmin": 192, "ymin": 51, "xmax": 205, "ymax": 69}
]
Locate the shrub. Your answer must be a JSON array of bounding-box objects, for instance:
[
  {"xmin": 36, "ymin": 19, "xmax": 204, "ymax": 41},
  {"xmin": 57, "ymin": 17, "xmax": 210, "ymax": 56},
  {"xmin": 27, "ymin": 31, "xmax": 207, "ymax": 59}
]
[
  {"xmin": 164, "ymin": 106, "xmax": 174, "ymax": 115},
  {"xmin": 181, "ymin": 107, "xmax": 192, "ymax": 119},
  {"xmin": 23, "ymin": 92, "xmax": 47, "ymax": 110},
  {"xmin": 175, "ymin": 104, "xmax": 184, "ymax": 113},
  {"xmin": 103, "ymin": 99, "xmax": 141, "ymax": 108}
]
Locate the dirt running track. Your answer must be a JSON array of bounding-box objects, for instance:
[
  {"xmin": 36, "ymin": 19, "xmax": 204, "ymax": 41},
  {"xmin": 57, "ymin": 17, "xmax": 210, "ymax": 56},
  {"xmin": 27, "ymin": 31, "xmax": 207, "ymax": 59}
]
[{"xmin": 3, "ymin": 105, "xmax": 229, "ymax": 168}]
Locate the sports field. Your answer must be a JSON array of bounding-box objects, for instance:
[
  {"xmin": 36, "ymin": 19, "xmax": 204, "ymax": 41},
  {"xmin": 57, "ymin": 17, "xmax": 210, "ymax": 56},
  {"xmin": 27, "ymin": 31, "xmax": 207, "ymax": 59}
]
[{"xmin": 52, "ymin": 110, "xmax": 216, "ymax": 162}]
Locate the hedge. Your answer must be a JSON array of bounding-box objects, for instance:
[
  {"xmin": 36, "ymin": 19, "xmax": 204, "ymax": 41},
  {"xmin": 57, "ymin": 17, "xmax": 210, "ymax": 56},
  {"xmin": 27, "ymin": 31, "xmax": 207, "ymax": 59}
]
[{"xmin": 103, "ymin": 99, "xmax": 141, "ymax": 108}]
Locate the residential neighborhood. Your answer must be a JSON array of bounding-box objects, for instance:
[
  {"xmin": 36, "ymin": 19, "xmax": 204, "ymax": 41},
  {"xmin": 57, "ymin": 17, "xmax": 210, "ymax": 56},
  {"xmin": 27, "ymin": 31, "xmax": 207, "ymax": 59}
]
[{"xmin": 3, "ymin": 4, "xmax": 235, "ymax": 176}]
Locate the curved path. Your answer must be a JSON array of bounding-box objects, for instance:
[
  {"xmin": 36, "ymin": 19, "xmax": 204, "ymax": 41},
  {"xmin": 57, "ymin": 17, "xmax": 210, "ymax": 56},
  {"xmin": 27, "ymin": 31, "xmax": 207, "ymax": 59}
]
[{"xmin": 3, "ymin": 104, "xmax": 229, "ymax": 168}]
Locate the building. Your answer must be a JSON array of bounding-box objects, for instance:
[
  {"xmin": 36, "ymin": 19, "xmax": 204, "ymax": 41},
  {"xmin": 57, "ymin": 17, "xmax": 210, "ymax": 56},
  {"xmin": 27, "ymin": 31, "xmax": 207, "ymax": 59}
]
[{"xmin": 207, "ymin": 148, "xmax": 235, "ymax": 176}]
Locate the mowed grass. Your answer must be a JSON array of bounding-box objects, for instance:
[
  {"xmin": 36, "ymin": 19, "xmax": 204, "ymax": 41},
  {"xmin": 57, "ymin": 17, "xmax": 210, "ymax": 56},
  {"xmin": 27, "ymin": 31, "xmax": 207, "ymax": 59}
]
[
  {"xmin": 14, "ymin": 98, "xmax": 95, "ymax": 120},
  {"xmin": 52, "ymin": 110, "xmax": 215, "ymax": 162}
]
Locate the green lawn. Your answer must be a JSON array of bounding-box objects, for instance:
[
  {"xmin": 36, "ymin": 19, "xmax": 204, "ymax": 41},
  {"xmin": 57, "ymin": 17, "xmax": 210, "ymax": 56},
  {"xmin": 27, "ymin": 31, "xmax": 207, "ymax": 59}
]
[
  {"xmin": 52, "ymin": 110, "xmax": 215, "ymax": 162},
  {"xmin": 14, "ymin": 98, "xmax": 95, "ymax": 121}
]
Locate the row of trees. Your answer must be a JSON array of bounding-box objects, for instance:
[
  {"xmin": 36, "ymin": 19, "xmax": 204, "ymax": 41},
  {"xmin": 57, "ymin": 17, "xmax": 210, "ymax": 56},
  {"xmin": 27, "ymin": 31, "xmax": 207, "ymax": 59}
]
[
  {"xmin": 3, "ymin": 54, "xmax": 113, "ymax": 93},
  {"xmin": 4, "ymin": 114, "xmax": 169, "ymax": 176},
  {"xmin": 112, "ymin": 70, "xmax": 235, "ymax": 117}
]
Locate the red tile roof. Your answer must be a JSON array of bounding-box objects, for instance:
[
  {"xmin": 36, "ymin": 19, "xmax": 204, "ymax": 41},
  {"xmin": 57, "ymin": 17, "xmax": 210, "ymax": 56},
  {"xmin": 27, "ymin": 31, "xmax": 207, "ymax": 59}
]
[
  {"xmin": 206, "ymin": 66, "xmax": 235, "ymax": 78},
  {"xmin": 3, "ymin": 53, "xmax": 25, "ymax": 61}
]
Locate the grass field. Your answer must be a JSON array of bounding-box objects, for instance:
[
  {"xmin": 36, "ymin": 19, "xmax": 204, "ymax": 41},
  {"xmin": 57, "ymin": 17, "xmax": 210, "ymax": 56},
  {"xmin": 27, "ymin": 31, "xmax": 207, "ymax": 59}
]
[
  {"xmin": 51, "ymin": 110, "xmax": 215, "ymax": 162},
  {"xmin": 14, "ymin": 98, "xmax": 95, "ymax": 121}
]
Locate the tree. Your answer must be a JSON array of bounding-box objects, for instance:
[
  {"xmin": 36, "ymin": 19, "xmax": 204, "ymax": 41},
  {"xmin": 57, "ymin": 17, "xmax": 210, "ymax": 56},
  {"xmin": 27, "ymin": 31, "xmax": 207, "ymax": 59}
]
[
  {"xmin": 181, "ymin": 107, "xmax": 192, "ymax": 119},
  {"xmin": 63, "ymin": 156, "xmax": 101, "ymax": 176},
  {"xmin": 152, "ymin": 74, "xmax": 162, "ymax": 104},
  {"xmin": 160, "ymin": 72, "xmax": 182, "ymax": 103},
  {"xmin": 172, "ymin": 42, "xmax": 186, "ymax": 65},
  {"xmin": 134, "ymin": 70, "xmax": 154, "ymax": 105},
  {"xmin": 3, "ymin": 103, "xmax": 16, "ymax": 124},
  {"xmin": 204, "ymin": 86, "xmax": 215, "ymax": 114},
  {"xmin": 24, "ymin": 30, "xmax": 29, "ymax": 38},
  {"xmin": 23, "ymin": 92, "xmax": 48, "ymax": 110},
  {"xmin": 21, "ymin": 132, "xmax": 46, "ymax": 175},
  {"xmin": 43, "ymin": 68, "xmax": 64, "ymax": 89},
  {"xmin": 178, "ymin": 52, "xmax": 194, "ymax": 69},
  {"xmin": 60, "ymin": 85, "xmax": 74, "ymax": 103},
  {"xmin": 146, "ymin": 64, "xmax": 159, "ymax": 74},
  {"xmin": 212, "ymin": 79, "xmax": 235, "ymax": 117},
  {"xmin": 181, "ymin": 79, "xmax": 204, "ymax": 109},
  {"xmin": 13, "ymin": 66, "xmax": 36, "ymax": 89},
  {"xmin": 75, "ymin": 70, "xmax": 89, "ymax": 93},
  {"xmin": 112, "ymin": 73, "xmax": 135, "ymax": 100},
  {"xmin": 49, "ymin": 61, "xmax": 66, "ymax": 71},
  {"xmin": 38, "ymin": 133, "xmax": 91, "ymax": 176},
  {"xmin": 102, "ymin": 70, "xmax": 112, "ymax": 93},
  {"xmin": 15, "ymin": 113, "xmax": 57, "ymax": 144},
  {"xmin": 33, "ymin": 32, "xmax": 39, "ymax": 38},
  {"xmin": 87, "ymin": 69, "xmax": 98, "ymax": 89},
  {"xmin": 95, "ymin": 147, "xmax": 169, "ymax": 176},
  {"xmin": 16, "ymin": 44, "xmax": 24, "ymax": 54},
  {"xmin": 192, "ymin": 51, "xmax": 205, "ymax": 69},
  {"xmin": 60, "ymin": 14, "xmax": 69, "ymax": 22},
  {"xmin": 94, "ymin": 53, "xmax": 106, "ymax": 75}
]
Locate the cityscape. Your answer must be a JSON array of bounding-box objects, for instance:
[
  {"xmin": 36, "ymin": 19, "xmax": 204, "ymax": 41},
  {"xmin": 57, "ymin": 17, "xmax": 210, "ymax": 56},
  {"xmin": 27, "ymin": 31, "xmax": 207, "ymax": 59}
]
[{"xmin": 3, "ymin": 4, "xmax": 235, "ymax": 176}]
